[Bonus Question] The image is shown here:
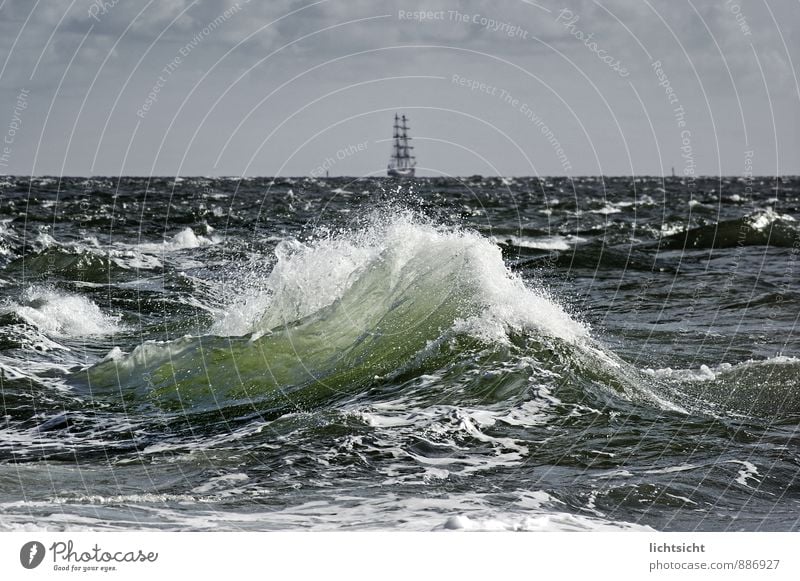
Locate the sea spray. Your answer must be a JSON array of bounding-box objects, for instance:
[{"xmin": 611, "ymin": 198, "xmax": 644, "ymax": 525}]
[{"xmin": 6, "ymin": 285, "xmax": 123, "ymax": 337}]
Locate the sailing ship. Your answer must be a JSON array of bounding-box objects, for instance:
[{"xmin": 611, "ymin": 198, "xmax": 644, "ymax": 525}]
[{"xmin": 387, "ymin": 114, "xmax": 416, "ymax": 178}]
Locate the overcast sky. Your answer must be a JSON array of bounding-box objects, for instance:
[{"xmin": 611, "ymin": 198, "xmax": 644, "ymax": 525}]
[{"xmin": 0, "ymin": 0, "xmax": 797, "ymax": 177}]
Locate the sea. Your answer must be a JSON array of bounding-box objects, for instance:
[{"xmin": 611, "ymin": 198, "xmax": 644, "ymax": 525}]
[{"xmin": 0, "ymin": 175, "xmax": 798, "ymax": 531}]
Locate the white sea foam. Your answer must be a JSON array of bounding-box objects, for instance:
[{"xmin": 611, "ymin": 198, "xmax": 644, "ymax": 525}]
[
  {"xmin": 105, "ymin": 227, "xmax": 219, "ymax": 270},
  {"xmin": 0, "ymin": 220, "xmax": 16, "ymax": 257},
  {"xmin": 493, "ymin": 234, "xmax": 585, "ymax": 251},
  {"xmin": 0, "ymin": 496, "xmax": 654, "ymax": 532},
  {"xmin": 590, "ymin": 203, "xmax": 623, "ymax": 215},
  {"xmin": 644, "ymin": 464, "xmax": 697, "ymax": 475},
  {"xmin": 747, "ymin": 209, "xmax": 795, "ymax": 231},
  {"xmin": 22, "ymin": 227, "xmax": 216, "ymax": 272},
  {"xmin": 644, "ymin": 364, "xmax": 719, "ymax": 382},
  {"xmin": 441, "ymin": 512, "xmax": 653, "ymax": 531},
  {"xmin": 191, "ymin": 473, "xmax": 250, "ymax": 495},
  {"xmin": 660, "ymin": 222, "xmax": 685, "ymax": 237},
  {"xmin": 136, "ymin": 226, "xmax": 219, "ymax": 253},
  {"xmin": 728, "ymin": 460, "xmax": 760, "ymax": 488},
  {"xmin": 7, "ymin": 286, "xmax": 123, "ymax": 337},
  {"xmin": 644, "ymin": 356, "xmax": 800, "ymax": 383}
]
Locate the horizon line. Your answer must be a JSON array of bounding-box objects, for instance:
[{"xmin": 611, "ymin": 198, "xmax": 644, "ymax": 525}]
[{"xmin": 1, "ymin": 174, "xmax": 797, "ymax": 180}]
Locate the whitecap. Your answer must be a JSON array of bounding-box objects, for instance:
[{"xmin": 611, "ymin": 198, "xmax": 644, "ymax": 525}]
[{"xmin": 7, "ymin": 286, "xmax": 124, "ymax": 337}]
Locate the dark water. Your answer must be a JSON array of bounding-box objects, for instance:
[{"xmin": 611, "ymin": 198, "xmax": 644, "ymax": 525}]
[{"xmin": 0, "ymin": 175, "xmax": 798, "ymax": 531}]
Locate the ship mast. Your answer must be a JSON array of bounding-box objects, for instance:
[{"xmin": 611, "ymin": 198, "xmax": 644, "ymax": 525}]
[
  {"xmin": 393, "ymin": 114, "xmax": 402, "ymax": 167},
  {"xmin": 388, "ymin": 113, "xmax": 416, "ymax": 176},
  {"xmin": 400, "ymin": 115, "xmax": 414, "ymax": 169}
]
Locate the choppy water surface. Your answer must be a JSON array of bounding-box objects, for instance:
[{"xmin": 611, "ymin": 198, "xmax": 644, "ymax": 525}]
[{"xmin": 0, "ymin": 175, "xmax": 798, "ymax": 531}]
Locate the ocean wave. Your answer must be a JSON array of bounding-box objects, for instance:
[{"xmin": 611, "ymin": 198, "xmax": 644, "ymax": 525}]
[
  {"xmin": 659, "ymin": 210, "xmax": 799, "ymax": 249},
  {"xmin": 645, "ymin": 355, "xmax": 800, "ymax": 418},
  {"xmin": 79, "ymin": 213, "xmax": 603, "ymax": 413},
  {"xmin": 4, "ymin": 286, "xmax": 123, "ymax": 338},
  {"xmin": 492, "ymin": 234, "xmax": 585, "ymax": 252},
  {"xmin": 12, "ymin": 227, "xmax": 219, "ymax": 275},
  {"xmin": 135, "ymin": 226, "xmax": 219, "ymax": 254}
]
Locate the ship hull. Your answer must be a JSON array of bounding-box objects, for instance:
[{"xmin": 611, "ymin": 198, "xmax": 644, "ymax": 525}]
[{"xmin": 387, "ymin": 167, "xmax": 415, "ymax": 178}]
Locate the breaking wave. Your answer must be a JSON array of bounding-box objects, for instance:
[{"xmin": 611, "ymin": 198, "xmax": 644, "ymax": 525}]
[{"xmin": 76, "ymin": 213, "xmax": 636, "ymax": 415}]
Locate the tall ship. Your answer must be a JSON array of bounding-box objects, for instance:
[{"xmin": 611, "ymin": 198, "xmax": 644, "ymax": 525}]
[{"xmin": 387, "ymin": 114, "xmax": 416, "ymax": 178}]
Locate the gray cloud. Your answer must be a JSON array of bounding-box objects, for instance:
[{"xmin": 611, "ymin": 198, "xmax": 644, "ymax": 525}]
[{"xmin": 0, "ymin": 0, "xmax": 797, "ymax": 176}]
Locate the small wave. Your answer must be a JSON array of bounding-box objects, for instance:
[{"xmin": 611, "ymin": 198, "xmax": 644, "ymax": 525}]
[
  {"xmin": 136, "ymin": 226, "xmax": 219, "ymax": 254},
  {"xmin": 5, "ymin": 286, "xmax": 123, "ymax": 337},
  {"xmin": 105, "ymin": 227, "xmax": 219, "ymax": 270},
  {"xmin": 644, "ymin": 356, "xmax": 799, "ymax": 383},
  {"xmin": 493, "ymin": 234, "xmax": 585, "ymax": 252},
  {"xmin": 644, "ymin": 364, "xmax": 719, "ymax": 382},
  {"xmin": 659, "ymin": 210, "xmax": 799, "ymax": 249},
  {"xmin": 0, "ymin": 221, "xmax": 18, "ymax": 260},
  {"xmin": 589, "ymin": 204, "xmax": 623, "ymax": 215},
  {"xmin": 645, "ymin": 356, "xmax": 800, "ymax": 418}
]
